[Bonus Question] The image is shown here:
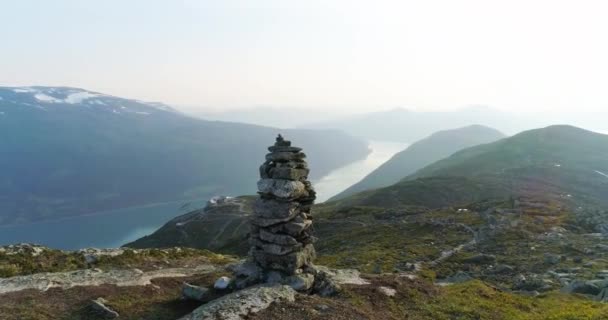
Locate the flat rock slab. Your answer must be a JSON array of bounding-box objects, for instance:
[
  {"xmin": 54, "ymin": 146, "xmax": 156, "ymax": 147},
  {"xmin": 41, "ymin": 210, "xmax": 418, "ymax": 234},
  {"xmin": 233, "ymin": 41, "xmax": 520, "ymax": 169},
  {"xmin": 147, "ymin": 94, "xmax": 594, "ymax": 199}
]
[
  {"xmin": 315, "ymin": 266, "xmax": 370, "ymax": 285},
  {"xmin": 179, "ymin": 284, "xmax": 296, "ymax": 320},
  {"xmin": 0, "ymin": 265, "xmax": 218, "ymax": 295}
]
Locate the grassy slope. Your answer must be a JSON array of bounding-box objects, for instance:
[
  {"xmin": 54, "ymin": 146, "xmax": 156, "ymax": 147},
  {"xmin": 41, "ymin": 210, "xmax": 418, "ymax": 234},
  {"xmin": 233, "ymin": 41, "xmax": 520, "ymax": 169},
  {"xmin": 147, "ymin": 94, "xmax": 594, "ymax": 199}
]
[{"xmin": 332, "ymin": 125, "xmax": 505, "ymax": 200}]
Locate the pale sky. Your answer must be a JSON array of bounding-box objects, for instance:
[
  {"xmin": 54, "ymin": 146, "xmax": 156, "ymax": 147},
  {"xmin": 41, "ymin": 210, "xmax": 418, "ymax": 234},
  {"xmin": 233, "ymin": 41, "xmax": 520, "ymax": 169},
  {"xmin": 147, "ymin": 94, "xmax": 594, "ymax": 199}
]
[{"xmin": 2, "ymin": 0, "xmax": 608, "ymax": 114}]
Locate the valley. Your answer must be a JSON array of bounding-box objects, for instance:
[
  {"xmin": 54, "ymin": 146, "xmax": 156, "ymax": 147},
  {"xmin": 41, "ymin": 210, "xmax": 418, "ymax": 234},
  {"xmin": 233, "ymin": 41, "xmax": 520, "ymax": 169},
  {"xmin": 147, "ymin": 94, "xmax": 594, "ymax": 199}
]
[
  {"xmin": 5, "ymin": 3, "xmax": 608, "ymax": 319},
  {"xmin": 314, "ymin": 140, "xmax": 408, "ymax": 202},
  {"xmin": 0, "ymin": 139, "xmax": 400, "ymax": 249}
]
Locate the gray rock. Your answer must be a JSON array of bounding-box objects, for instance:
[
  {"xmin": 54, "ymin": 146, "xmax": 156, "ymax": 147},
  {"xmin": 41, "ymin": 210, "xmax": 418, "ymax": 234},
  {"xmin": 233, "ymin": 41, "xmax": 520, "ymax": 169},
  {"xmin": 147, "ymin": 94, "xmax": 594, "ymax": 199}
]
[
  {"xmin": 251, "ymin": 239, "xmax": 302, "ymax": 255},
  {"xmin": 494, "ymin": 264, "xmax": 515, "ymax": 274},
  {"xmin": 265, "ymin": 151, "xmax": 306, "ymax": 162},
  {"xmin": 268, "ymin": 167, "xmax": 309, "ymax": 180},
  {"xmin": 266, "ymin": 216, "xmax": 312, "ymax": 236},
  {"xmin": 310, "ymin": 266, "xmax": 369, "ymax": 296},
  {"xmin": 179, "ymin": 284, "xmax": 297, "ymax": 320},
  {"xmin": 284, "ymin": 273, "xmax": 315, "ymax": 292},
  {"xmin": 563, "ymin": 280, "xmax": 603, "ymax": 295},
  {"xmin": 257, "ymin": 179, "xmax": 308, "ymax": 199},
  {"xmin": 514, "ymin": 274, "xmax": 554, "ymax": 292},
  {"xmin": 259, "ymin": 229, "xmax": 299, "ymax": 246},
  {"xmin": 252, "ymin": 244, "xmax": 315, "ymax": 274},
  {"xmin": 315, "ymin": 304, "xmax": 330, "ymax": 312},
  {"xmin": 264, "ymin": 270, "xmax": 284, "ymax": 284},
  {"xmin": 232, "ymin": 261, "xmax": 262, "ymax": 279},
  {"xmin": 544, "ymin": 253, "xmax": 561, "ymax": 265},
  {"xmin": 90, "ymin": 298, "xmax": 119, "ymax": 319},
  {"xmin": 378, "ymin": 286, "xmax": 397, "ymax": 297},
  {"xmin": 214, "ymin": 276, "xmax": 232, "ymax": 290},
  {"xmin": 253, "ymin": 198, "xmax": 300, "ymax": 220},
  {"xmin": 182, "ymin": 283, "xmax": 211, "ymax": 302}
]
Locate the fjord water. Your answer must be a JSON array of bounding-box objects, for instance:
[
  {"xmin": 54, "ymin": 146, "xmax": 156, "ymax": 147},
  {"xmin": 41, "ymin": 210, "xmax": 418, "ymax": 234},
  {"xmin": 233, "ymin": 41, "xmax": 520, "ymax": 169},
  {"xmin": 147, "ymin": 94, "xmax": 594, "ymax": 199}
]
[
  {"xmin": 314, "ymin": 140, "xmax": 409, "ymax": 202},
  {"xmin": 0, "ymin": 199, "xmax": 207, "ymax": 250},
  {"xmin": 0, "ymin": 140, "xmax": 406, "ymax": 249}
]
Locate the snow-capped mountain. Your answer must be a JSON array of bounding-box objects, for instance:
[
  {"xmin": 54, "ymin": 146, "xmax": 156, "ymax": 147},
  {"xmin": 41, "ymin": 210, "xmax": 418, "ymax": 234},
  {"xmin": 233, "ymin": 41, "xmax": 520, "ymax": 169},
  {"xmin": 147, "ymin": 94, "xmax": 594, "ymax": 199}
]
[
  {"xmin": 0, "ymin": 86, "xmax": 175, "ymax": 116},
  {"xmin": 0, "ymin": 86, "xmax": 369, "ymax": 225}
]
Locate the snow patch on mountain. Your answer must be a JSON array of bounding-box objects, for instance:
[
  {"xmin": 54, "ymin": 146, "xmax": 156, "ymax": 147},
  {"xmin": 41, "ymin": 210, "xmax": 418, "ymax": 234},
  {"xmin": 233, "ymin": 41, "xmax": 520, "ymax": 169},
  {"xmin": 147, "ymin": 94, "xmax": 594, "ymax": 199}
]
[
  {"xmin": 137, "ymin": 100, "xmax": 173, "ymax": 112},
  {"xmin": 12, "ymin": 88, "xmax": 36, "ymax": 93},
  {"xmin": 64, "ymin": 91, "xmax": 101, "ymax": 104},
  {"xmin": 34, "ymin": 93, "xmax": 61, "ymax": 103},
  {"xmin": 2, "ymin": 86, "xmax": 177, "ymax": 116}
]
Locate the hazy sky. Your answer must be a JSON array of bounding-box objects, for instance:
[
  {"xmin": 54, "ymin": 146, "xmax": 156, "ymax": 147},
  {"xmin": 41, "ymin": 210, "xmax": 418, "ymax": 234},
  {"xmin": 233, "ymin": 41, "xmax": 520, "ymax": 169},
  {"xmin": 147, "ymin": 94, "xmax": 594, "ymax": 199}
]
[{"xmin": 2, "ymin": 0, "xmax": 608, "ymax": 114}]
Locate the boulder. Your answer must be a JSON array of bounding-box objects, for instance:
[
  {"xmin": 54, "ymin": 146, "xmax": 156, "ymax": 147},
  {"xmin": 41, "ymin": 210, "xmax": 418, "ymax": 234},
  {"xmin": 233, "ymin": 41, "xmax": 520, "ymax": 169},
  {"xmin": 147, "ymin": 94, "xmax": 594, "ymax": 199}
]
[
  {"xmin": 513, "ymin": 274, "xmax": 554, "ymax": 292},
  {"xmin": 544, "ymin": 253, "xmax": 561, "ymax": 265},
  {"xmin": 378, "ymin": 286, "xmax": 397, "ymax": 297},
  {"xmin": 179, "ymin": 284, "xmax": 297, "ymax": 320},
  {"xmin": 214, "ymin": 276, "xmax": 232, "ymax": 290},
  {"xmin": 563, "ymin": 280, "xmax": 604, "ymax": 295},
  {"xmin": 493, "ymin": 264, "xmax": 515, "ymax": 274},
  {"xmin": 182, "ymin": 283, "xmax": 211, "ymax": 302},
  {"xmin": 283, "ymin": 273, "xmax": 315, "ymax": 292}
]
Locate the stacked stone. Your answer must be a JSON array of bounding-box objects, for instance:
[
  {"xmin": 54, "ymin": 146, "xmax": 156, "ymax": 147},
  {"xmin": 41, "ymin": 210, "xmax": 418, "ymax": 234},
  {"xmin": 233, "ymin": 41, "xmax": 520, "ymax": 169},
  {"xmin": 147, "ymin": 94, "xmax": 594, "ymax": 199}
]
[{"xmin": 250, "ymin": 134, "xmax": 316, "ymax": 276}]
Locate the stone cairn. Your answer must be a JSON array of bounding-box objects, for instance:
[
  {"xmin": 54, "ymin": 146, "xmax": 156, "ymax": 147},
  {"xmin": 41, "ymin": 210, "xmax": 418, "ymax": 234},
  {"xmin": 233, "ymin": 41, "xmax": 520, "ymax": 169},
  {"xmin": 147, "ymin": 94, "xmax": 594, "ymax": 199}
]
[
  {"xmin": 252, "ymin": 134, "xmax": 316, "ymax": 274},
  {"xmin": 233, "ymin": 134, "xmax": 326, "ymax": 292}
]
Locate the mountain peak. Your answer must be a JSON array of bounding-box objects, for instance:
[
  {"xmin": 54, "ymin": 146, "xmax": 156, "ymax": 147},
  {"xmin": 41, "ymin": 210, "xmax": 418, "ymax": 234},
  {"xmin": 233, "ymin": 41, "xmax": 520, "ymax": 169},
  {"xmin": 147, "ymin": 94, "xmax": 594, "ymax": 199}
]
[{"xmin": 0, "ymin": 86, "xmax": 176, "ymax": 115}]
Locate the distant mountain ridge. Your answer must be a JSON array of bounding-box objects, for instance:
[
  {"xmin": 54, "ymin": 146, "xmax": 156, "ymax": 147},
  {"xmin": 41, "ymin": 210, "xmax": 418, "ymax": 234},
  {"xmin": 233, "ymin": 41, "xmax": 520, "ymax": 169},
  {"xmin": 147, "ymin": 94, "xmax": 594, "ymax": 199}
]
[
  {"xmin": 0, "ymin": 86, "xmax": 370, "ymax": 225},
  {"xmin": 336, "ymin": 125, "xmax": 608, "ymax": 210},
  {"xmin": 305, "ymin": 106, "xmax": 535, "ymax": 142},
  {"xmin": 331, "ymin": 125, "xmax": 506, "ymax": 200}
]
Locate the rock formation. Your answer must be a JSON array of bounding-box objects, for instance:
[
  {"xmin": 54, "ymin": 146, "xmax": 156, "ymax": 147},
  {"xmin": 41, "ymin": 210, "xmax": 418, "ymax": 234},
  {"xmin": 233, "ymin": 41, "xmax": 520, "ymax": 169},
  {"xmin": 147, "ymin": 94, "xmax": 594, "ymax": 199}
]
[
  {"xmin": 250, "ymin": 134, "xmax": 316, "ymax": 275},
  {"xmin": 228, "ymin": 134, "xmax": 325, "ymax": 292}
]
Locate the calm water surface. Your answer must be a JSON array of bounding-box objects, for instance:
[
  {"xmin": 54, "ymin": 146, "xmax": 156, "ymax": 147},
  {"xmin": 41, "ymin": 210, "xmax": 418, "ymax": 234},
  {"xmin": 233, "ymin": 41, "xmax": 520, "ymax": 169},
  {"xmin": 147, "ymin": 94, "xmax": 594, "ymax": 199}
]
[
  {"xmin": 0, "ymin": 140, "xmax": 406, "ymax": 249},
  {"xmin": 0, "ymin": 200, "xmax": 206, "ymax": 249},
  {"xmin": 314, "ymin": 140, "xmax": 408, "ymax": 202}
]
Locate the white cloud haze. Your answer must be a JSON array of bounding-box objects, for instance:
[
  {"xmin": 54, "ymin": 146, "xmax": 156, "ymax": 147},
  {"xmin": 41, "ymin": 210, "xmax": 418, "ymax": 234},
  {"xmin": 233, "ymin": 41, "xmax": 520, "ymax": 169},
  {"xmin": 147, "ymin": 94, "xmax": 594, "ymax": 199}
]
[{"xmin": 1, "ymin": 0, "xmax": 608, "ymax": 115}]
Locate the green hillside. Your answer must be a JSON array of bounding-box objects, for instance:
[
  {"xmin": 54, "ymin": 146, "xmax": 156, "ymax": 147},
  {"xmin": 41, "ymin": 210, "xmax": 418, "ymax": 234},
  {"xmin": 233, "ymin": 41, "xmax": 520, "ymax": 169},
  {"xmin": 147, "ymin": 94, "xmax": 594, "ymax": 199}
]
[{"xmin": 331, "ymin": 125, "xmax": 505, "ymax": 200}]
